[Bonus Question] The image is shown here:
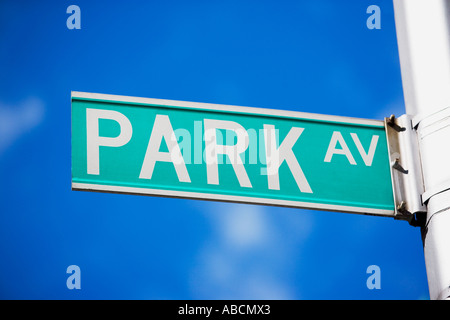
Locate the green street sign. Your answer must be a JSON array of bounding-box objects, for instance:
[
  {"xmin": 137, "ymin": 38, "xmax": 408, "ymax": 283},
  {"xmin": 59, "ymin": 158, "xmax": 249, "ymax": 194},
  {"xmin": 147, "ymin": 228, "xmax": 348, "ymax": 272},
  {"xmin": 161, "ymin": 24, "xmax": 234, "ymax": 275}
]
[{"xmin": 71, "ymin": 92, "xmax": 395, "ymax": 216}]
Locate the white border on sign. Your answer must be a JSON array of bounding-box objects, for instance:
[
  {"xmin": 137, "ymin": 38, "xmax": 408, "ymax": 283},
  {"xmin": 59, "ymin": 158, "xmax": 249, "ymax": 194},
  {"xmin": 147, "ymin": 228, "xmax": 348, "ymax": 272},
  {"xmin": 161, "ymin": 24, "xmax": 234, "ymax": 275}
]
[
  {"xmin": 71, "ymin": 91, "xmax": 393, "ymax": 217},
  {"xmin": 71, "ymin": 91, "xmax": 384, "ymax": 127},
  {"xmin": 72, "ymin": 182, "xmax": 394, "ymax": 216}
]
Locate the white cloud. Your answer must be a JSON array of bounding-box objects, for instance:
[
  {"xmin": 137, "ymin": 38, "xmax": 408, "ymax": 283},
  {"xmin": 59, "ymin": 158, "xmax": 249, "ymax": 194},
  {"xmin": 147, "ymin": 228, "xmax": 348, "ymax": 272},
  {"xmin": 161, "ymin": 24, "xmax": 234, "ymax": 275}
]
[
  {"xmin": 190, "ymin": 202, "xmax": 314, "ymax": 299},
  {"xmin": 0, "ymin": 97, "xmax": 45, "ymax": 154},
  {"xmin": 211, "ymin": 203, "xmax": 272, "ymax": 250}
]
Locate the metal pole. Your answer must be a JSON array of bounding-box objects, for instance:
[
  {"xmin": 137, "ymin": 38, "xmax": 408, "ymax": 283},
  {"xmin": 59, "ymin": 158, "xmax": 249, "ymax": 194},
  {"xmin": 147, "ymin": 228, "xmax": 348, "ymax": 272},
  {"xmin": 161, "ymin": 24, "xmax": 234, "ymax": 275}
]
[{"xmin": 393, "ymin": 0, "xmax": 450, "ymax": 300}]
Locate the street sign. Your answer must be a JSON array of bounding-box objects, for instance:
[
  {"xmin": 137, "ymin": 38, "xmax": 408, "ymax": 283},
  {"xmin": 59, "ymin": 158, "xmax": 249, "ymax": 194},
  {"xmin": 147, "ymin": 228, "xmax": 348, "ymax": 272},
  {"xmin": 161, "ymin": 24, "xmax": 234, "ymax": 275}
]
[{"xmin": 72, "ymin": 91, "xmax": 395, "ymax": 216}]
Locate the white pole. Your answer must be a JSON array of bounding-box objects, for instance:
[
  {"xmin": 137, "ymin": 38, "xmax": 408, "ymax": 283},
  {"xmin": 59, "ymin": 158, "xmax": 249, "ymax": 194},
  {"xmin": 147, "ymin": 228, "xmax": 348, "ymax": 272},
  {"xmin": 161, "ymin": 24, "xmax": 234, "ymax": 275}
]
[{"xmin": 393, "ymin": 0, "xmax": 450, "ymax": 300}]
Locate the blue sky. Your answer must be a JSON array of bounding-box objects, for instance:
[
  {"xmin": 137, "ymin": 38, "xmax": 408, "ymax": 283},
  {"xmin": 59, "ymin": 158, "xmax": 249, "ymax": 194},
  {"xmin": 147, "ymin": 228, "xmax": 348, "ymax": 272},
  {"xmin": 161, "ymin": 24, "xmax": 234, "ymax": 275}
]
[{"xmin": 0, "ymin": 0, "xmax": 429, "ymax": 299}]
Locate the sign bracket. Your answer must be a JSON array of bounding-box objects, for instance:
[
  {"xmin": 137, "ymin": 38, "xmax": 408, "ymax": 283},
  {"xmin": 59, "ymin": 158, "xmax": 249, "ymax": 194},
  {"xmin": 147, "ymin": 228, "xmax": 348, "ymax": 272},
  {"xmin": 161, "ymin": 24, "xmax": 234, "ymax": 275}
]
[{"xmin": 385, "ymin": 114, "xmax": 426, "ymax": 225}]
